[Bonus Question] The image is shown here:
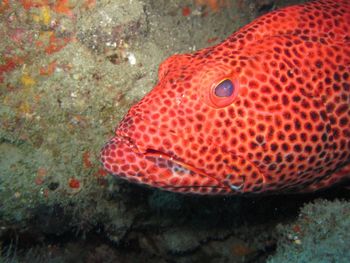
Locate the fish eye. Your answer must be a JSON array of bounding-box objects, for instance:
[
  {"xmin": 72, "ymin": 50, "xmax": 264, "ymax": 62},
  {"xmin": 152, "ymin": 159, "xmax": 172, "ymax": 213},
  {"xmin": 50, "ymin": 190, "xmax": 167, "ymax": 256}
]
[
  {"xmin": 214, "ymin": 79, "xmax": 234, "ymax": 97},
  {"xmin": 209, "ymin": 78, "xmax": 238, "ymax": 108}
]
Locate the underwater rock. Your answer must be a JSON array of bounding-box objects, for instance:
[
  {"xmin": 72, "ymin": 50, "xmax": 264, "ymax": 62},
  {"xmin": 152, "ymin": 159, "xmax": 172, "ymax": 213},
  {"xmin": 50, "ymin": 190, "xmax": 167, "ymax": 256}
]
[
  {"xmin": 159, "ymin": 226, "xmax": 208, "ymax": 254},
  {"xmin": 30, "ymin": 204, "xmax": 71, "ymax": 235},
  {"xmin": 268, "ymin": 199, "xmax": 350, "ymax": 262},
  {"xmin": 77, "ymin": 0, "xmax": 147, "ymax": 59}
]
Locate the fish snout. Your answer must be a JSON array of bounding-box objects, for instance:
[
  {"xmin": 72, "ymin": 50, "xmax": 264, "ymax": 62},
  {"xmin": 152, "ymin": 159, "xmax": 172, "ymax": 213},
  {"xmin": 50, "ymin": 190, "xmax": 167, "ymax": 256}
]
[
  {"xmin": 100, "ymin": 135, "xmax": 151, "ymax": 186},
  {"xmin": 100, "ymin": 137, "xmax": 129, "ymax": 177}
]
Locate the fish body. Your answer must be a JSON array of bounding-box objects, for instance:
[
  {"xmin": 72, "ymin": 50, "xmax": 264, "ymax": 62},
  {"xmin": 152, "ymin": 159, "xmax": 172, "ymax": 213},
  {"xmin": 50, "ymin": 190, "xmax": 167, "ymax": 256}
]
[{"xmin": 101, "ymin": 0, "xmax": 350, "ymax": 195}]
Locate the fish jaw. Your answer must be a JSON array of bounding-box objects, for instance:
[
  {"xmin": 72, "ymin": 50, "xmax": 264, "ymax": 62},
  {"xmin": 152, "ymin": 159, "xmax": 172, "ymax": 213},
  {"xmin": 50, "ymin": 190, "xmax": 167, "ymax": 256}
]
[
  {"xmin": 100, "ymin": 133, "xmax": 267, "ymax": 195},
  {"xmin": 100, "ymin": 136, "xmax": 229, "ymax": 194}
]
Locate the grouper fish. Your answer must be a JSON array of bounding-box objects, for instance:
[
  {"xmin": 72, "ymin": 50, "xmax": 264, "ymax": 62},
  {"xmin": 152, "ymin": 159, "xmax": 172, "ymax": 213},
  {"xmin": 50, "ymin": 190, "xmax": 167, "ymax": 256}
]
[{"xmin": 101, "ymin": 0, "xmax": 350, "ymax": 195}]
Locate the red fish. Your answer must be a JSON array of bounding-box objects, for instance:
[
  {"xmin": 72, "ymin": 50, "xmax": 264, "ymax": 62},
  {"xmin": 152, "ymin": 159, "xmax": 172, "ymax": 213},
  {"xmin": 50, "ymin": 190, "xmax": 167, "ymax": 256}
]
[{"xmin": 101, "ymin": 0, "xmax": 350, "ymax": 195}]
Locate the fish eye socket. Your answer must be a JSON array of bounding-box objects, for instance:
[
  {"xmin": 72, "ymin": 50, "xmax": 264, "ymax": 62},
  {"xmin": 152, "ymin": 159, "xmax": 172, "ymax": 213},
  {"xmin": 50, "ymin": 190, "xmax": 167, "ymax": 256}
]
[
  {"xmin": 214, "ymin": 79, "xmax": 234, "ymax": 97},
  {"xmin": 207, "ymin": 78, "xmax": 238, "ymax": 108}
]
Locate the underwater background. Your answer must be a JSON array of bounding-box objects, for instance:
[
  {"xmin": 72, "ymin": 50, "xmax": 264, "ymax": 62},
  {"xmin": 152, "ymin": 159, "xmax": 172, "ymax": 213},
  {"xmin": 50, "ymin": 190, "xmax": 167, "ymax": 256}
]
[{"xmin": 0, "ymin": 0, "xmax": 349, "ymax": 262}]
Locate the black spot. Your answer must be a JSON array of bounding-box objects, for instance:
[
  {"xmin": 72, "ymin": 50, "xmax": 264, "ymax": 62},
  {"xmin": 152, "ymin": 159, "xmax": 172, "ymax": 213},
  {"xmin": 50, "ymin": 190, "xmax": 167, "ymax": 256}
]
[
  {"xmin": 339, "ymin": 117, "xmax": 348, "ymax": 127},
  {"xmin": 293, "ymin": 144, "xmax": 302, "ymax": 152},
  {"xmin": 270, "ymin": 143, "xmax": 278, "ymax": 151},
  {"xmin": 319, "ymin": 151, "xmax": 326, "ymax": 158},
  {"xmin": 284, "ymin": 124, "xmax": 291, "ymax": 132},
  {"xmin": 333, "ymin": 72, "xmax": 341, "ymax": 82},
  {"xmin": 315, "ymin": 60, "xmax": 323, "ymax": 68},
  {"xmin": 294, "ymin": 119, "xmax": 302, "ymax": 130},
  {"xmin": 289, "ymin": 133, "xmax": 297, "ymax": 141},
  {"xmin": 316, "ymin": 144, "xmax": 322, "ymax": 152},
  {"xmin": 282, "ymin": 143, "xmax": 290, "ymax": 151},
  {"xmin": 305, "ymin": 145, "xmax": 312, "ymax": 153},
  {"xmin": 282, "ymin": 94, "xmax": 289, "ymax": 105},
  {"xmin": 276, "ymin": 153, "xmax": 283, "ymax": 163},
  {"xmin": 263, "ymin": 155, "xmax": 272, "ymax": 163},
  {"xmin": 286, "ymin": 154, "xmax": 294, "ymax": 162},
  {"xmin": 277, "ymin": 132, "xmax": 285, "ymax": 140},
  {"xmin": 304, "ymin": 122, "xmax": 313, "ymax": 131},
  {"xmin": 321, "ymin": 133, "xmax": 328, "ymax": 142},
  {"xmin": 268, "ymin": 163, "xmax": 277, "ymax": 171},
  {"xmin": 310, "ymin": 111, "xmax": 319, "ymax": 121},
  {"xmin": 292, "ymin": 95, "xmax": 301, "ymax": 102}
]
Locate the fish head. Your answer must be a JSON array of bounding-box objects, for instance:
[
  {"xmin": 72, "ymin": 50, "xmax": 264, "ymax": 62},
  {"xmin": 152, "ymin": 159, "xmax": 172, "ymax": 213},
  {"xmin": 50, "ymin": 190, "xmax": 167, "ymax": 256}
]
[
  {"xmin": 101, "ymin": 51, "xmax": 260, "ymax": 194},
  {"xmin": 101, "ymin": 40, "xmax": 331, "ymax": 194}
]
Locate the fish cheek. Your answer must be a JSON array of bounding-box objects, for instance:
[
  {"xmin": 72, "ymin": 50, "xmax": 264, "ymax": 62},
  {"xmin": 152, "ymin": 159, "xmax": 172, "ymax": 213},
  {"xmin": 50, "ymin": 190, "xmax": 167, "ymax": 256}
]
[{"xmin": 220, "ymin": 154, "xmax": 266, "ymax": 193}]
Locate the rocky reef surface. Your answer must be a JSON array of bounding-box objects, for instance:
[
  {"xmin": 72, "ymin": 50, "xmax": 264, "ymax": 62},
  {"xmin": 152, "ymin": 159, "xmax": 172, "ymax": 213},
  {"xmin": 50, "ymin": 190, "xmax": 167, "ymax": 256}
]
[{"xmin": 1, "ymin": 0, "xmax": 349, "ymax": 262}]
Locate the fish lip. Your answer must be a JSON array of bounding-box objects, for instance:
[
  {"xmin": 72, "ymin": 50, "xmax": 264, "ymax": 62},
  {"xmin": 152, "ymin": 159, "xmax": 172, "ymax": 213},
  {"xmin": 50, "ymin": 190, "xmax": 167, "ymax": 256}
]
[
  {"xmin": 102, "ymin": 135, "xmax": 230, "ymax": 193},
  {"xmin": 117, "ymin": 135, "xmax": 216, "ymax": 180},
  {"xmin": 143, "ymin": 148, "xmax": 213, "ymax": 178},
  {"xmin": 116, "ymin": 133, "xmax": 183, "ymax": 163},
  {"xmin": 103, "ymin": 136, "xmax": 266, "ymax": 194},
  {"xmin": 143, "ymin": 148, "xmax": 181, "ymax": 162}
]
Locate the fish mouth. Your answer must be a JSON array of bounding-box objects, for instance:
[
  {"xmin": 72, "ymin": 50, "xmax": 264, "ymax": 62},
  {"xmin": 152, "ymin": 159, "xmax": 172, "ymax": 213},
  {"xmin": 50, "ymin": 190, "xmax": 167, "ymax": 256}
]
[
  {"xmin": 142, "ymin": 148, "xmax": 210, "ymax": 178},
  {"xmin": 100, "ymin": 136, "xmax": 229, "ymax": 194}
]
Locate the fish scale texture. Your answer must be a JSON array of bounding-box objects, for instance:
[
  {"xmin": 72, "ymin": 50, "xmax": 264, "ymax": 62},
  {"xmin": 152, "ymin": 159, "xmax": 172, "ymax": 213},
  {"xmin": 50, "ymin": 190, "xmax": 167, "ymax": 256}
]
[{"xmin": 101, "ymin": 0, "xmax": 350, "ymax": 195}]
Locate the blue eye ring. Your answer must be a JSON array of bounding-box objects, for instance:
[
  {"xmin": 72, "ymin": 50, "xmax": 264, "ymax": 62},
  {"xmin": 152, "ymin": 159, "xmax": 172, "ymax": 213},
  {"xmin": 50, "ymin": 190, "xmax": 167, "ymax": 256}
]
[{"xmin": 214, "ymin": 79, "xmax": 234, "ymax": 97}]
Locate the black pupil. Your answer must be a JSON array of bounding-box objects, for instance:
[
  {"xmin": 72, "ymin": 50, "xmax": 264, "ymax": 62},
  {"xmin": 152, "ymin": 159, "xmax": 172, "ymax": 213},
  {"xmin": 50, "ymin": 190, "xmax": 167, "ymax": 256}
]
[{"xmin": 214, "ymin": 79, "xmax": 234, "ymax": 97}]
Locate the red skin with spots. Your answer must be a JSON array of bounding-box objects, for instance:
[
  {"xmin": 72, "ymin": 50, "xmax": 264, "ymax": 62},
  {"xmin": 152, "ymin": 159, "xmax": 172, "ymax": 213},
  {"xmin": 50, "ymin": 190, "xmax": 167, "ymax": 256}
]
[{"xmin": 101, "ymin": 0, "xmax": 350, "ymax": 195}]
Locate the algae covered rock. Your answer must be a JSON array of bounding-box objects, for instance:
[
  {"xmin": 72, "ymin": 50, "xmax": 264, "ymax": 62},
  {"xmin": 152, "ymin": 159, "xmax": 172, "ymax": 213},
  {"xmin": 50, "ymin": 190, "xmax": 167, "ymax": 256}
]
[{"xmin": 268, "ymin": 199, "xmax": 350, "ymax": 263}]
